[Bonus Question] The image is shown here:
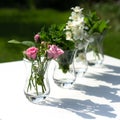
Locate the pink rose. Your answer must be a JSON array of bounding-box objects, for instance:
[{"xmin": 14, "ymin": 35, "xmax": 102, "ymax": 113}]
[
  {"xmin": 34, "ymin": 34, "xmax": 40, "ymax": 42},
  {"xmin": 24, "ymin": 47, "xmax": 38, "ymax": 60},
  {"xmin": 47, "ymin": 45, "xmax": 64, "ymax": 59}
]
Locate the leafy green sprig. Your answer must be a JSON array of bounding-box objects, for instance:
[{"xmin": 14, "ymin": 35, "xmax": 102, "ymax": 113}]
[
  {"xmin": 84, "ymin": 11, "xmax": 109, "ymax": 34},
  {"xmin": 40, "ymin": 24, "xmax": 75, "ymax": 50}
]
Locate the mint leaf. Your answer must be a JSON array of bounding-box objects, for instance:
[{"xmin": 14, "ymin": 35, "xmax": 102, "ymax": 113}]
[
  {"xmin": 22, "ymin": 41, "xmax": 35, "ymax": 47},
  {"xmin": 8, "ymin": 40, "xmax": 21, "ymax": 44},
  {"xmin": 99, "ymin": 20, "xmax": 108, "ymax": 33}
]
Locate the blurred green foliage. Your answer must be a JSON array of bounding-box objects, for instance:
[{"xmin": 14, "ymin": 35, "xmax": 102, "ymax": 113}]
[{"xmin": 0, "ymin": 2, "xmax": 120, "ymax": 63}]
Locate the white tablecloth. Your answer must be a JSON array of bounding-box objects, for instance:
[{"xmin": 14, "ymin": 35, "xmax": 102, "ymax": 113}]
[{"xmin": 0, "ymin": 55, "xmax": 120, "ymax": 120}]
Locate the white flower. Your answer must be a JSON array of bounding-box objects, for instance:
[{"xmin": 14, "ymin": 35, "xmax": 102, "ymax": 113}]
[
  {"xmin": 70, "ymin": 12, "xmax": 80, "ymax": 21},
  {"xmin": 71, "ymin": 6, "xmax": 83, "ymax": 13},
  {"xmin": 69, "ymin": 11, "xmax": 84, "ymax": 21},
  {"xmin": 65, "ymin": 6, "xmax": 88, "ymax": 44},
  {"xmin": 66, "ymin": 21, "xmax": 74, "ymax": 29},
  {"xmin": 72, "ymin": 27, "xmax": 84, "ymax": 40},
  {"xmin": 66, "ymin": 31, "xmax": 73, "ymax": 41}
]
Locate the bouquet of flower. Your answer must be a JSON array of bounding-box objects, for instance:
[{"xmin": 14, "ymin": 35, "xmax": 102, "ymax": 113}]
[
  {"xmin": 64, "ymin": 6, "xmax": 109, "ymax": 66},
  {"xmin": 8, "ymin": 24, "xmax": 75, "ymax": 94},
  {"xmin": 65, "ymin": 6, "xmax": 89, "ymax": 48},
  {"xmin": 65, "ymin": 6, "xmax": 109, "ymax": 46},
  {"xmin": 23, "ymin": 41, "xmax": 64, "ymax": 95}
]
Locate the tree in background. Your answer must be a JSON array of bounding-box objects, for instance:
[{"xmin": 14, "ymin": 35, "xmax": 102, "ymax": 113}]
[{"xmin": 0, "ymin": 0, "xmax": 119, "ymax": 10}]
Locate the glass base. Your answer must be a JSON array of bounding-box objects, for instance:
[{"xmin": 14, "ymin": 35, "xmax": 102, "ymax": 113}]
[
  {"xmin": 24, "ymin": 92, "xmax": 49, "ymax": 104},
  {"xmin": 87, "ymin": 51, "xmax": 104, "ymax": 67},
  {"xmin": 88, "ymin": 60, "xmax": 103, "ymax": 67},
  {"xmin": 54, "ymin": 79, "xmax": 75, "ymax": 88},
  {"xmin": 75, "ymin": 67, "xmax": 88, "ymax": 77}
]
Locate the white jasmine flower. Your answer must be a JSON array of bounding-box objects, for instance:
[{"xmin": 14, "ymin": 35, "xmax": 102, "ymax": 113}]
[
  {"xmin": 70, "ymin": 12, "xmax": 80, "ymax": 21},
  {"xmin": 66, "ymin": 21, "xmax": 74, "ymax": 29},
  {"xmin": 70, "ymin": 11, "xmax": 84, "ymax": 22},
  {"xmin": 72, "ymin": 28, "xmax": 84, "ymax": 41},
  {"xmin": 71, "ymin": 6, "xmax": 83, "ymax": 13},
  {"xmin": 65, "ymin": 6, "xmax": 88, "ymax": 45},
  {"xmin": 66, "ymin": 31, "xmax": 73, "ymax": 41}
]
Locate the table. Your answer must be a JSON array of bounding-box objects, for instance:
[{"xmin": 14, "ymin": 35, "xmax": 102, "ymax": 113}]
[{"xmin": 0, "ymin": 55, "xmax": 120, "ymax": 120}]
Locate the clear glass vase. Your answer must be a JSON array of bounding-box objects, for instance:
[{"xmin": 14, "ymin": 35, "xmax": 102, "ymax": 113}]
[
  {"xmin": 74, "ymin": 42, "xmax": 88, "ymax": 77},
  {"xmin": 23, "ymin": 58, "xmax": 50, "ymax": 104},
  {"xmin": 53, "ymin": 50, "xmax": 76, "ymax": 88},
  {"xmin": 86, "ymin": 33, "xmax": 104, "ymax": 67}
]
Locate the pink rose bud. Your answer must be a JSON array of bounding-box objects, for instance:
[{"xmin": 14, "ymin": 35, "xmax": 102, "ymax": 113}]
[
  {"xmin": 34, "ymin": 34, "xmax": 40, "ymax": 42},
  {"xmin": 24, "ymin": 47, "xmax": 38, "ymax": 60},
  {"xmin": 47, "ymin": 45, "xmax": 64, "ymax": 59}
]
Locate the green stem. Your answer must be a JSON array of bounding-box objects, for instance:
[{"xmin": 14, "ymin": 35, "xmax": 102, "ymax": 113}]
[
  {"xmin": 35, "ymin": 75, "xmax": 39, "ymax": 95},
  {"xmin": 27, "ymin": 57, "xmax": 49, "ymax": 95},
  {"xmin": 27, "ymin": 63, "xmax": 34, "ymax": 92}
]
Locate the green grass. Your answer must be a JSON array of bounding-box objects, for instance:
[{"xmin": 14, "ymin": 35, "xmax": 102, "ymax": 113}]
[
  {"xmin": 0, "ymin": 8, "xmax": 70, "ymax": 39},
  {"xmin": 0, "ymin": 2, "xmax": 120, "ymax": 63},
  {"xmin": 104, "ymin": 31, "xmax": 120, "ymax": 58}
]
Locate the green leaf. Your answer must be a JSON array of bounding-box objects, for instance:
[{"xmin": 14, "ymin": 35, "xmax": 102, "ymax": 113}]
[
  {"xmin": 8, "ymin": 40, "xmax": 35, "ymax": 47},
  {"xmin": 98, "ymin": 20, "xmax": 107, "ymax": 33},
  {"xmin": 85, "ymin": 10, "xmax": 109, "ymax": 34},
  {"xmin": 8, "ymin": 40, "xmax": 21, "ymax": 44},
  {"xmin": 89, "ymin": 22, "xmax": 99, "ymax": 34},
  {"xmin": 21, "ymin": 41, "xmax": 35, "ymax": 47}
]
